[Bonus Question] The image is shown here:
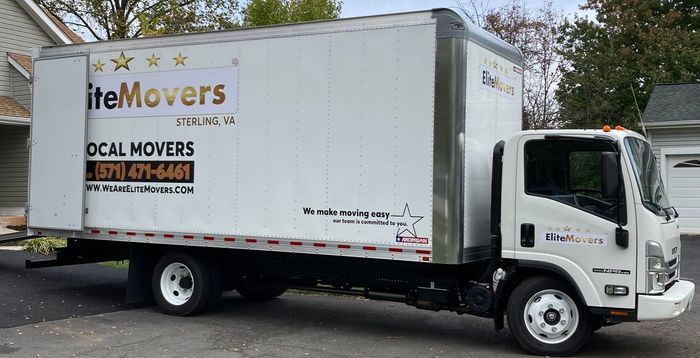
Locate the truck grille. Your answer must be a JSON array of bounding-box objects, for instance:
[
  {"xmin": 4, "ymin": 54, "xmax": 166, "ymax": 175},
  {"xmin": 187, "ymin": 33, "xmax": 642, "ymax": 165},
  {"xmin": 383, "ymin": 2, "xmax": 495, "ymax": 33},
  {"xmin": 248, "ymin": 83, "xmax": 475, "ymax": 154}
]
[{"xmin": 667, "ymin": 257, "xmax": 679, "ymax": 288}]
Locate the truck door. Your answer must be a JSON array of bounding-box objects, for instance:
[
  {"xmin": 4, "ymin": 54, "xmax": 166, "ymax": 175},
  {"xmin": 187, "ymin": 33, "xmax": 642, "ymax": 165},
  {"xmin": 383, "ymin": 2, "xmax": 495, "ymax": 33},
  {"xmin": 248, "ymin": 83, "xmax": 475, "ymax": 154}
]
[
  {"xmin": 513, "ymin": 135, "xmax": 637, "ymax": 309},
  {"xmin": 28, "ymin": 55, "xmax": 89, "ymax": 231}
]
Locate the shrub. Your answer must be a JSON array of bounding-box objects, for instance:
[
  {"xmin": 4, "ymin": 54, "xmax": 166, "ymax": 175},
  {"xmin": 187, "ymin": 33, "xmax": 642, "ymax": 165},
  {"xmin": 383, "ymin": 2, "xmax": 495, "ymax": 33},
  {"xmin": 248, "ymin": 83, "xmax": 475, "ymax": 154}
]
[{"xmin": 22, "ymin": 237, "xmax": 67, "ymax": 255}]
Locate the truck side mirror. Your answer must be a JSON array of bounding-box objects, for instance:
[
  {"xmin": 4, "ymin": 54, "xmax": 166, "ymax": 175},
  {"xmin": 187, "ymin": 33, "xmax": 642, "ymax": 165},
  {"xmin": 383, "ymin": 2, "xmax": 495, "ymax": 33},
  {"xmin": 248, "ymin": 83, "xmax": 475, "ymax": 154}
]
[{"xmin": 601, "ymin": 152, "xmax": 618, "ymax": 199}]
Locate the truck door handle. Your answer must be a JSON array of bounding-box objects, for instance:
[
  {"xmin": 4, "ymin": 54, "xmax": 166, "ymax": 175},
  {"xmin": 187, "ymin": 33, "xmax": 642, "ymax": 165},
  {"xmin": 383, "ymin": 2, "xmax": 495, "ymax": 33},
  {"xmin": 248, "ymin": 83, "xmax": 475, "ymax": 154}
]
[{"xmin": 521, "ymin": 223, "xmax": 535, "ymax": 248}]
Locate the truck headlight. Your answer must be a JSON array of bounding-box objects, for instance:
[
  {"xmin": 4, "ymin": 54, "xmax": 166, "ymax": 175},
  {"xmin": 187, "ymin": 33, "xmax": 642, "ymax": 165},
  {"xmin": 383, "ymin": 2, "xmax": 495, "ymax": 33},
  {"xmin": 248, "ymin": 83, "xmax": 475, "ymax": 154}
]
[
  {"xmin": 648, "ymin": 257, "xmax": 667, "ymax": 272},
  {"xmin": 646, "ymin": 241, "xmax": 669, "ymax": 294}
]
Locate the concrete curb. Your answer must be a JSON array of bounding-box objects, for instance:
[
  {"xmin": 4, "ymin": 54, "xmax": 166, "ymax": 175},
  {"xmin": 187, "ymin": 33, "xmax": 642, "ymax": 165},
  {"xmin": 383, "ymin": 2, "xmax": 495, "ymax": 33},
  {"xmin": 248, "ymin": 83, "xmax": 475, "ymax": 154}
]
[{"xmin": 0, "ymin": 246, "xmax": 23, "ymax": 251}]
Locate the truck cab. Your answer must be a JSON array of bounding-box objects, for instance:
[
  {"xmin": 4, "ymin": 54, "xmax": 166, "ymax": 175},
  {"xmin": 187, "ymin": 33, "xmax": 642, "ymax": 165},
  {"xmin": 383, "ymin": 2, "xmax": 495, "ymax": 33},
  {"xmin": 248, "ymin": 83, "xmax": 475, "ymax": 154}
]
[{"xmin": 497, "ymin": 127, "xmax": 694, "ymax": 354}]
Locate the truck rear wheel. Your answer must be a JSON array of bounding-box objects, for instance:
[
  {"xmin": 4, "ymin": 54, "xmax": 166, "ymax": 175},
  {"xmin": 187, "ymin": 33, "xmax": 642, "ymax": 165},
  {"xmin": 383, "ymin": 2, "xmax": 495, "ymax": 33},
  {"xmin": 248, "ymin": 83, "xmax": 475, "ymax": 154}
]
[
  {"xmin": 507, "ymin": 276, "xmax": 592, "ymax": 356},
  {"xmin": 152, "ymin": 252, "xmax": 213, "ymax": 316},
  {"xmin": 237, "ymin": 283, "xmax": 287, "ymax": 301}
]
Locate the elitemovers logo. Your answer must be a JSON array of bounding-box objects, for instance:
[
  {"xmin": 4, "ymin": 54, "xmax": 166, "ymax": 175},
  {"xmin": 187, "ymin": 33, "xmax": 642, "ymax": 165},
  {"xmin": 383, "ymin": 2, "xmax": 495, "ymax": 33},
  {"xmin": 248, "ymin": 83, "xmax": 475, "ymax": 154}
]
[
  {"xmin": 88, "ymin": 82, "xmax": 226, "ymax": 110},
  {"xmin": 482, "ymin": 67, "xmax": 515, "ymax": 96},
  {"xmin": 479, "ymin": 57, "xmax": 516, "ymax": 100},
  {"xmin": 88, "ymin": 65, "xmax": 238, "ymax": 119},
  {"xmin": 540, "ymin": 227, "xmax": 608, "ymax": 247}
]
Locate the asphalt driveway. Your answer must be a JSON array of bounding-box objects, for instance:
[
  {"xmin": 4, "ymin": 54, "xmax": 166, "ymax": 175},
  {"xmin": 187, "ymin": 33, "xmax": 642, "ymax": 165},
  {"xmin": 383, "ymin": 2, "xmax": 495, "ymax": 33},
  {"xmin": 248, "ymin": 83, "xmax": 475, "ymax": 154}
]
[
  {"xmin": 0, "ymin": 237, "xmax": 697, "ymax": 357},
  {"xmin": 0, "ymin": 249, "xmax": 133, "ymax": 329}
]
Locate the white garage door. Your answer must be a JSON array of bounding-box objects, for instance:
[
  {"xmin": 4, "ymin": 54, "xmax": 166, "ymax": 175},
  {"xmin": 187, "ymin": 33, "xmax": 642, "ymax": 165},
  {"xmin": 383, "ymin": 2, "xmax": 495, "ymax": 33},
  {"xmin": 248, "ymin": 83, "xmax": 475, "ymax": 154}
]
[{"xmin": 667, "ymin": 155, "xmax": 700, "ymax": 234}]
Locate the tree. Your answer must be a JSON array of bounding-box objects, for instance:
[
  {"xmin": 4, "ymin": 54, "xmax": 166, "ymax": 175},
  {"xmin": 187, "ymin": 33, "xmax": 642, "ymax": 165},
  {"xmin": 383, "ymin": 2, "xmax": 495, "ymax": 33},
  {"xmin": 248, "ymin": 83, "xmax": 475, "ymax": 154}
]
[
  {"xmin": 242, "ymin": 0, "xmax": 341, "ymax": 27},
  {"xmin": 458, "ymin": 0, "xmax": 566, "ymax": 129},
  {"xmin": 455, "ymin": 0, "xmax": 489, "ymax": 28},
  {"xmin": 38, "ymin": 0, "xmax": 240, "ymax": 39},
  {"xmin": 556, "ymin": 0, "xmax": 700, "ymax": 129}
]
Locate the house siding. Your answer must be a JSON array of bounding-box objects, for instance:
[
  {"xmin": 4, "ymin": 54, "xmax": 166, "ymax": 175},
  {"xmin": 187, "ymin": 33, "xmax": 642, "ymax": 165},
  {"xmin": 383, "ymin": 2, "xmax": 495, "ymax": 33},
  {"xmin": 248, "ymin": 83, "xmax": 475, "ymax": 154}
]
[
  {"xmin": 10, "ymin": 66, "xmax": 30, "ymax": 109},
  {"xmin": 0, "ymin": 0, "xmax": 54, "ymax": 98},
  {"xmin": 649, "ymin": 127, "xmax": 700, "ymax": 166},
  {"xmin": 0, "ymin": 125, "xmax": 29, "ymax": 213}
]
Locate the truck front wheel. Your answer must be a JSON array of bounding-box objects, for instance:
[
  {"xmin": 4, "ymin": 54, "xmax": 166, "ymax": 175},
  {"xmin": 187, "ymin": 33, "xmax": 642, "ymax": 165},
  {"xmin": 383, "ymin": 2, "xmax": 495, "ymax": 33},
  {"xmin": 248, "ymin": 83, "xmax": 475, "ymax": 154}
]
[
  {"xmin": 152, "ymin": 252, "xmax": 213, "ymax": 316},
  {"xmin": 507, "ymin": 276, "xmax": 592, "ymax": 356}
]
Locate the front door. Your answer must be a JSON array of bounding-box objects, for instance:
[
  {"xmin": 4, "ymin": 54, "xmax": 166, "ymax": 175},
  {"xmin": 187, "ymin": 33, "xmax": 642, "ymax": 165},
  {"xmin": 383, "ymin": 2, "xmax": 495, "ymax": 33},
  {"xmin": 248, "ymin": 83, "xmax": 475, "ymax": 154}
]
[{"xmin": 513, "ymin": 135, "xmax": 637, "ymax": 309}]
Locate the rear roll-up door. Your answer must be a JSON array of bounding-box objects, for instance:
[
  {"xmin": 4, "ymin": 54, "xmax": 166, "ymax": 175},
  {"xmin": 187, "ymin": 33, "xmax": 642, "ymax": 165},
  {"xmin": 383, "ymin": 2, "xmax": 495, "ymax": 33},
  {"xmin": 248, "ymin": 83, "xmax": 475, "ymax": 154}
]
[{"xmin": 28, "ymin": 54, "xmax": 89, "ymax": 231}]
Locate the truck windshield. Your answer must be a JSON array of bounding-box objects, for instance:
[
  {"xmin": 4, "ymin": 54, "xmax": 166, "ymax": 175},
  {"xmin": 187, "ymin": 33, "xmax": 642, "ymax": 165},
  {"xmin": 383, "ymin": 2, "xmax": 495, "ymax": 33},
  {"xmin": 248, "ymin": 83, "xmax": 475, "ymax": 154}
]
[{"xmin": 624, "ymin": 137, "xmax": 671, "ymax": 217}]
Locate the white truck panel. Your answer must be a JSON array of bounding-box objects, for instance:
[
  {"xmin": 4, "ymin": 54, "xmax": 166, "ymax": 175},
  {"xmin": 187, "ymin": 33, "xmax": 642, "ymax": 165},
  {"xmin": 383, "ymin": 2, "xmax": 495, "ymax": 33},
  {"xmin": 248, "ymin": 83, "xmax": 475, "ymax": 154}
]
[
  {"xmin": 82, "ymin": 24, "xmax": 437, "ymax": 252},
  {"xmin": 463, "ymin": 41, "xmax": 523, "ymax": 253},
  {"xmin": 28, "ymin": 55, "xmax": 89, "ymax": 230}
]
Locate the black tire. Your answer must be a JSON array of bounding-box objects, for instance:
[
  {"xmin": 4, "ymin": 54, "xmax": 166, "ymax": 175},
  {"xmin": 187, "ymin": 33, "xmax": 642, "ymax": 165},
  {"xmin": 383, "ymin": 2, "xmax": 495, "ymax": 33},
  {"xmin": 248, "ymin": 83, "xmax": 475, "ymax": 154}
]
[
  {"xmin": 237, "ymin": 283, "xmax": 287, "ymax": 301},
  {"xmin": 506, "ymin": 276, "xmax": 593, "ymax": 356},
  {"xmin": 592, "ymin": 317, "xmax": 604, "ymax": 332},
  {"xmin": 152, "ymin": 252, "xmax": 213, "ymax": 316}
]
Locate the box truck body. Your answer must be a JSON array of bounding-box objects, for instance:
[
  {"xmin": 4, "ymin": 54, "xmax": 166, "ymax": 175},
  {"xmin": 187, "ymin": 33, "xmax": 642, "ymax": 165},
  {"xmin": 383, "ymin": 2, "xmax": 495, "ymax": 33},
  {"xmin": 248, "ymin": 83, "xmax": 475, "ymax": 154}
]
[
  {"xmin": 28, "ymin": 10, "xmax": 521, "ymax": 264},
  {"xmin": 9, "ymin": 9, "xmax": 693, "ymax": 356}
]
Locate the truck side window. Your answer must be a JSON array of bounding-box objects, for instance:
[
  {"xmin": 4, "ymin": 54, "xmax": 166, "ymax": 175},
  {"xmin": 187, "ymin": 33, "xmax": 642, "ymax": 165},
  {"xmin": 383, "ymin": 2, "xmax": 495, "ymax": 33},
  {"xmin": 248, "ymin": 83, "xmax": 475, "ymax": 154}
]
[
  {"xmin": 525, "ymin": 140, "xmax": 625, "ymax": 223},
  {"xmin": 569, "ymin": 151, "xmax": 602, "ymax": 197}
]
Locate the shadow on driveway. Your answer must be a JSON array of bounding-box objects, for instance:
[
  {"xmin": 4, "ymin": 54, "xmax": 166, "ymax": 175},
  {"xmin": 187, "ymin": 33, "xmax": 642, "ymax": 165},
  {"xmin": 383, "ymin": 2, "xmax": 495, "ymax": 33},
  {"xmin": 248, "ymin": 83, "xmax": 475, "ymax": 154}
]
[{"xmin": 0, "ymin": 249, "xmax": 135, "ymax": 329}]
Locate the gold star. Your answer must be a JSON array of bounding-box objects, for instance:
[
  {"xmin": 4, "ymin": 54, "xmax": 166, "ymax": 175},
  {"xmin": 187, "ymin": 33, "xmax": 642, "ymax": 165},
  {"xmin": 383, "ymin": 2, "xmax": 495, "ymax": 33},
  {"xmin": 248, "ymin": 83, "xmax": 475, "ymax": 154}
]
[
  {"xmin": 111, "ymin": 51, "xmax": 134, "ymax": 71},
  {"xmin": 563, "ymin": 226, "xmax": 572, "ymax": 232},
  {"xmin": 146, "ymin": 53, "xmax": 160, "ymax": 67},
  {"xmin": 92, "ymin": 60, "xmax": 105, "ymax": 72},
  {"xmin": 173, "ymin": 52, "xmax": 187, "ymax": 66}
]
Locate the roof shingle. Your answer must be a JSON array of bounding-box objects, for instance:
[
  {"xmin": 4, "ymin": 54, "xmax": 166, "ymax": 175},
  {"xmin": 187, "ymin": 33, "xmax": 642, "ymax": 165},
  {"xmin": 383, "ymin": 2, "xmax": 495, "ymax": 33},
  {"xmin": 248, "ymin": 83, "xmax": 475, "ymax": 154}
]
[
  {"xmin": 7, "ymin": 52, "xmax": 32, "ymax": 75},
  {"xmin": 0, "ymin": 96, "xmax": 30, "ymax": 118},
  {"xmin": 643, "ymin": 82, "xmax": 700, "ymax": 123},
  {"xmin": 42, "ymin": 8, "xmax": 84, "ymax": 44}
]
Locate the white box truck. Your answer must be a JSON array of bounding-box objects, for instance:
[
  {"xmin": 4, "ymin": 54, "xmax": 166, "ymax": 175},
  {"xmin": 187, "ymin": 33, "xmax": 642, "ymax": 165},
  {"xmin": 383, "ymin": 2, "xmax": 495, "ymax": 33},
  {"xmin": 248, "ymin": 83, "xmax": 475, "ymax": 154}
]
[{"xmin": 5, "ymin": 9, "xmax": 693, "ymax": 356}]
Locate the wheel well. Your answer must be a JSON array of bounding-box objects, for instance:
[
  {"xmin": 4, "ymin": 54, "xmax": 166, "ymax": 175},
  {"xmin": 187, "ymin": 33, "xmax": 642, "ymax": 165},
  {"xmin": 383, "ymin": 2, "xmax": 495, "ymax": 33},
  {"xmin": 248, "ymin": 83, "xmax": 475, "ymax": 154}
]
[
  {"xmin": 126, "ymin": 244, "xmax": 226, "ymax": 304},
  {"xmin": 493, "ymin": 266, "xmax": 586, "ymax": 331}
]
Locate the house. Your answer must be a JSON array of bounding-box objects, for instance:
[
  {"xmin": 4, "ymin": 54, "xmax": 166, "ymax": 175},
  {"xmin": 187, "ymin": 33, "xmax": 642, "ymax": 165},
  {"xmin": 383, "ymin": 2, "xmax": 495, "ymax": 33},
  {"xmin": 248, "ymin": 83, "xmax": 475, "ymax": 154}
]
[
  {"xmin": 0, "ymin": 0, "xmax": 82, "ymax": 226},
  {"xmin": 644, "ymin": 82, "xmax": 700, "ymax": 235}
]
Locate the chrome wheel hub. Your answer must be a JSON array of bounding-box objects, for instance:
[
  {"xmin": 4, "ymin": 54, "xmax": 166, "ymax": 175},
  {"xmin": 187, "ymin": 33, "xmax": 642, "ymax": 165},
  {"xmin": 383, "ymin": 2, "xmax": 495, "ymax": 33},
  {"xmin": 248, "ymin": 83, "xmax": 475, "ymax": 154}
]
[
  {"xmin": 524, "ymin": 289, "xmax": 578, "ymax": 344},
  {"xmin": 160, "ymin": 262, "xmax": 194, "ymax": 306}
]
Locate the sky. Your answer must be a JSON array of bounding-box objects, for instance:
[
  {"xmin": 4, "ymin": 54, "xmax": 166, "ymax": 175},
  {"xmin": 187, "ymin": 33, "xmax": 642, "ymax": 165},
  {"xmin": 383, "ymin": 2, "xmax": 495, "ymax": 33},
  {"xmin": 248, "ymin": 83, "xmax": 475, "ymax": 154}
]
[{"xmin": 340, "ymin": 0, "xmax": 592, "ymax": 20}]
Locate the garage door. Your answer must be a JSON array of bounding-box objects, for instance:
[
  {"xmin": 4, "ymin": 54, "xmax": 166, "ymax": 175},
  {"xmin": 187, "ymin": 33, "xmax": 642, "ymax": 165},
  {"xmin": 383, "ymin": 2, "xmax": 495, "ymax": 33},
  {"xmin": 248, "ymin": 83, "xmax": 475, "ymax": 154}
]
[{"xmin": 667, "ymin": 155, "xmax": 700, "ymax": 234}]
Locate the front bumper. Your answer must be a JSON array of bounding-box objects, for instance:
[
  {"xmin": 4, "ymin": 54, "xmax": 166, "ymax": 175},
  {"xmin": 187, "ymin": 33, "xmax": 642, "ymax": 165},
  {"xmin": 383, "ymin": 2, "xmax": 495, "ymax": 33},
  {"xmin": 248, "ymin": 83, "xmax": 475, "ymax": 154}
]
[{"xmin": 637, "ymin": 280, "xmax": 695, "ymax": 321}]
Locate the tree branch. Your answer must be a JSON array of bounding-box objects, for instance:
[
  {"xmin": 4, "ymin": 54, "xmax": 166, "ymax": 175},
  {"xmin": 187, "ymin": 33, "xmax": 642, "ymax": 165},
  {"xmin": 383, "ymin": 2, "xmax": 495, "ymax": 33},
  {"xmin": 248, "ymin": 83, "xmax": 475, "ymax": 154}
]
[{"xmin": 67, "ymin": 6, "xmax": 104, "ymax": 40}]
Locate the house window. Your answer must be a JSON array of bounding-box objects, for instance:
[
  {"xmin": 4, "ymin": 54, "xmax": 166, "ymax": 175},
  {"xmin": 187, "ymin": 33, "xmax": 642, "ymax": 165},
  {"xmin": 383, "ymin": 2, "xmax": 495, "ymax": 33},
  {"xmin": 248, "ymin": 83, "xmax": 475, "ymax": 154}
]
[{"xmin": 673, "ymin": 159, "xmax": 700, "ymax": 168}]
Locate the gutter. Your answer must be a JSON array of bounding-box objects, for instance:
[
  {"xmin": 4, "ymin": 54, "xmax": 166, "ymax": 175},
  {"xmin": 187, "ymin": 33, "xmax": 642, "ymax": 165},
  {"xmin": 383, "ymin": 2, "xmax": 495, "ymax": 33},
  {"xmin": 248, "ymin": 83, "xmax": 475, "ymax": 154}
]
[
  {"xmin": 0, "ymin": 115, "xmax": 30, "ymax": 126},
  {"xmin": 7, "ymin": 56, "xmax": 31, "ymax": 80},
  {"xmin": 644, "ymin": 120, "xmax": 700, "ymax": 129}
]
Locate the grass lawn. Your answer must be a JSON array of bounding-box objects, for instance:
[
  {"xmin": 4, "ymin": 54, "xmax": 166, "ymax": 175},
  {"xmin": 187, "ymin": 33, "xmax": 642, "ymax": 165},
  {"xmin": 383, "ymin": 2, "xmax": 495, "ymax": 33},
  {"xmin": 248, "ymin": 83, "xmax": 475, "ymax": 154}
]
[{"xmin": 99, "ymin": 260, "xmax": 129, "ymax": 269}]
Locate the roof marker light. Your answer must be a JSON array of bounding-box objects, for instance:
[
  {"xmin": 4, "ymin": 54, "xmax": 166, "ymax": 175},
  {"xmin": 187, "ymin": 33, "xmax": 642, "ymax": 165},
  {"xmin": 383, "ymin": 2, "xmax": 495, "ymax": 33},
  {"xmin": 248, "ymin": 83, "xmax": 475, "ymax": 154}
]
[
  {"xmin": 615, "ymin": 125, "xmax": 625, "ymax": 130},
  {"xmin": 603, "ymin": 125, "xmax": 611, "ymax": 132}
]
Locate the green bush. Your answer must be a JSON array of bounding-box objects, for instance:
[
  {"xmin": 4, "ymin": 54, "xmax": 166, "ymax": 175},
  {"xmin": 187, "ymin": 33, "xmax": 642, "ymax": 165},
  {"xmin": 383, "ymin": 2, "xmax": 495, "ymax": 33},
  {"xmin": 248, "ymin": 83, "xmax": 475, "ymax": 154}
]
[{"xmin": 22, "ymin": 237, "xmax": 67, "ymax": 255}]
